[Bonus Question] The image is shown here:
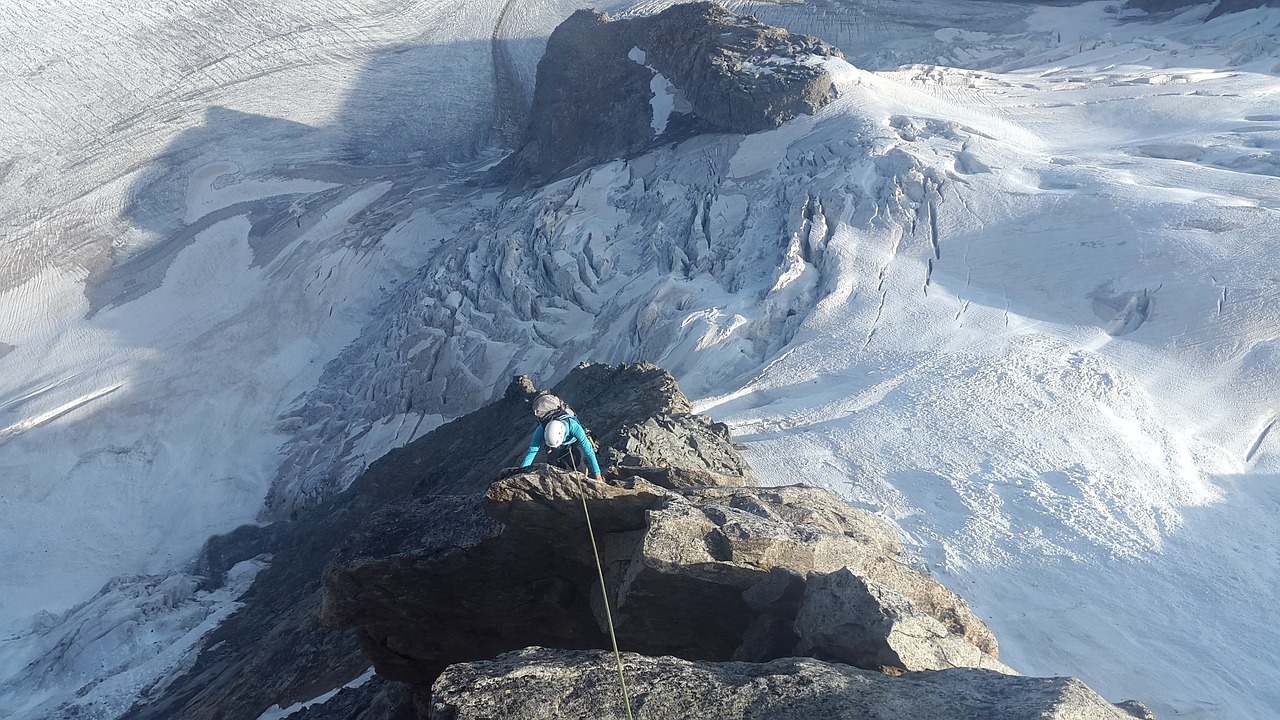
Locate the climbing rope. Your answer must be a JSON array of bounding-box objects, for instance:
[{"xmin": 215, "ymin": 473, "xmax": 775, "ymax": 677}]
[{"xmin": 569, "ymin": 447, "xmax": 636, "ymax": 720}]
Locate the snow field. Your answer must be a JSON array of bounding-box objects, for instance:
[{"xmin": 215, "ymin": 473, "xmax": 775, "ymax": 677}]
[
  {"xmin": 0, "ymin": 0, "xmax": 548, "ymax": 630},
  {"xmin": 696, "ymin": 7, "xmax": 1278, "ymax": 715}
]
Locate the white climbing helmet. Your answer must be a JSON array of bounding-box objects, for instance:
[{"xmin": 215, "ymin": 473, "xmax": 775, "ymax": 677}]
[{"xmin": 544, "ymin": 418, "xmax": 569, "ymax": 448}]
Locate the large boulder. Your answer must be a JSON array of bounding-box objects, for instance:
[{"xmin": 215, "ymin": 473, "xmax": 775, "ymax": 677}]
[
  {"xmin": 793, "ymin": 568, "xmax": 1009, "ymax": 673},
  {"xmin": 494, "ymin": 2, "xmax": 844, "ymax": 186},
  {"xmin": 321, "ymin": 470, "xmax": 1011, "ymax": 710},
  {"xmin": 600, "ymin": 484, "xmax": 1003, "ymax": 671},
  {"xmin": 430, "ymin": 648, "xmax": 1155, "ymax": 720}
]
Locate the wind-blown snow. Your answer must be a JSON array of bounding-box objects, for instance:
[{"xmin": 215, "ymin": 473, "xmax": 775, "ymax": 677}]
[{"xmin": 1, "ymin": 0, "xmax": 1278, "ymax": 718}]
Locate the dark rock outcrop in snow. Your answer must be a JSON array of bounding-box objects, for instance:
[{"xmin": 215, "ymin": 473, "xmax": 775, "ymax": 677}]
[
  {"xmin": 432, "ymin": 648, "xmax": 1154, "ymax": 720},
  {"xmin": 288, "ymin": 675, "xmax": 416, "ymax": 720},
  {"xmin": 126, "ymin": 363, "xmax": 732, "ymax": 717},
  {"xmin": 494, "ymin": 2, "xmax": 844, "ymax": 186},
  {"xmin": 121, "ymin": 363, "xmax": 745, "ymax": 720}
]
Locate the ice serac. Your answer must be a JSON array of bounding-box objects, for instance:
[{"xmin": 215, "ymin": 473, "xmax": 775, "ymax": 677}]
[
  {"xmin": 432, "ymin": 649, "xmax": 1154, "ymax": 720},
  {"xmin": 495, "ymin": 1, "xmax": 843, "ymax": 186}
]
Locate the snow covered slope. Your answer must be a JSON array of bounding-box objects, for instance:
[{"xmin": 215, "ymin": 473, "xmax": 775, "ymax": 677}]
[
  {"xmin": 1, "ymin": 0, "xmax": 1277, "ymax": 718},
  {"xmin": 0, "ymin": 1, "xmax": 608, "ymax": 715}
]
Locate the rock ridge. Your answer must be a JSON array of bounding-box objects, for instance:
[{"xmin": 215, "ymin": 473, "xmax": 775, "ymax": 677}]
[
  {"xmin": 123, "ymin": 362, "xmax": 1153, "ymax": 720},
  {"xmin": 313, "ymin": 368, "xmax": 1152, "ymax": 719},
  {"xmin": 322, "ymin": 470, "xmax": 1011, "ymax": 702},
  {"xmin": 124, "ymin": 363, "xmax": 733, "ymax": 720}
]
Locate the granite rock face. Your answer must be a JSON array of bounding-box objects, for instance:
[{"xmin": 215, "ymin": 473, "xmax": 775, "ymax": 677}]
[
  {"xmin": 598, "ymin": 483, "xmax": 1004, "ymax": 672},
  {"xmin": 793, "ymin": 567, "xmax": 1008, "ymax": 673},
  {"xmin": 430, "ymin": 648, "xmax": 1155, "ymax": 720},
  {"xmin": 496, "ymin": 2, "xmax": 844, "ymax": 185},
  {"xmin": 122, "ymin": 363, "xmax": 729, "ymax": 720},
  {"xmin": 321, "ymin": 469, "xmax": 1012, "ymax": 711},
  {"xmin": 603, "ymin": 412, "xmax": 754, "ymax": 480}
]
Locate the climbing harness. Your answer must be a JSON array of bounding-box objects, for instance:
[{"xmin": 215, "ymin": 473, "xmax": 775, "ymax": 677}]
[{"xmin": 568, "ymin": 452, "xmax": 636, "ymax": 720}]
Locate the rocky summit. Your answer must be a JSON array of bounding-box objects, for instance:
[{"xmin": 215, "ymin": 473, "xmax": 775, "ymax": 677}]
[
  {"xmin": 122, "ymin": 363, "xmax": 1154, "ymax": 719},
  {"xmin": 494, "ymin": 2, "xmax": 843, "ymax": 186}
]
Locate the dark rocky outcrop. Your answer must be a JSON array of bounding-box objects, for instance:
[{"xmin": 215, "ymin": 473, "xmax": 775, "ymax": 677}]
[
  {"xmin": 602, "ymin": 412, "xmax": 753, "ymax": 480},
  {"xmin": 190, "ymin": 521, "xmax": 284, "ymax": 591},
  {"xmin": 124, "ymin": 363, "xmax": 736, "ymax": 720},
  {"xmin": 494, "ymin": 2, "xmax": 844, "ymax": 186},
  {"xmin": 1125, "ymin": 0, "xmax": 1203, "ymax": 12},
  {"xmin": 431, "ymin": 648, "xmax": 1154, "ymax": 720},
  {"xmin": 1206, "ymin": 0, "xmax": 1280, "ymax": 17}
]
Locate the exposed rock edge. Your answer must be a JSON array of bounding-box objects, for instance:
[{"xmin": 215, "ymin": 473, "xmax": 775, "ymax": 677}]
[{"xmin": 432, "ymin": 648, "xmax": 1155, "ymax": 720}]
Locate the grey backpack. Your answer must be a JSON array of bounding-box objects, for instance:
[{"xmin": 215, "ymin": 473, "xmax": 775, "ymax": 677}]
[{"xmin": 531, "ymin": 392, "xmax": 575, "ymax": 422}]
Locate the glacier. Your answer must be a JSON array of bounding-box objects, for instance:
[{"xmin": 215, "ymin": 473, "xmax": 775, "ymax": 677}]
[{"xmin": 0, "ymin": 0, "xmax": 1277, "ymax": 718}]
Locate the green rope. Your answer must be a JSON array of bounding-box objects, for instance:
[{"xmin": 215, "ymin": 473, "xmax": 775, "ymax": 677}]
[{"xmin": 569, "ymin": 449, "xmax": 636, "ymax": 720}]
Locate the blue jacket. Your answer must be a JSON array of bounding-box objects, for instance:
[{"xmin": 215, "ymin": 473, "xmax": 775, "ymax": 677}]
[{"xmin": 521, "ymin": 415, "xmax": 601, "ymax": 476}]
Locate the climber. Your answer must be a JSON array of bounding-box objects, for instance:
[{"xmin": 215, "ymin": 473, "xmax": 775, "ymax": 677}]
[{"xmin": 520, "ymin": 391, "xmax": 603, "ymax": 479}]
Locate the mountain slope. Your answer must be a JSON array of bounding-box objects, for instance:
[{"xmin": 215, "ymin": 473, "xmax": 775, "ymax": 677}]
[{"xmin": 0, "ymin": 1, "xmax": 1277, "ymax": 719}]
